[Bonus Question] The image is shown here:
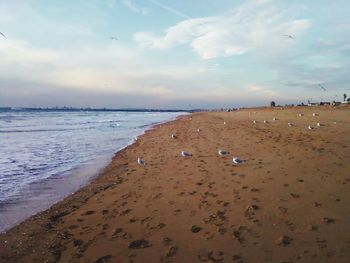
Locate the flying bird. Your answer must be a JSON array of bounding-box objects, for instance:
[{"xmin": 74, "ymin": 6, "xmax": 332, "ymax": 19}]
[
  {"xmin": 0, "ymin": 31, "xmax": 6, "ymax": 39},
  {"xmin": 318, "ymin": 84, "xmax": 326, "ymax": 91},
  {"xmin": 282, "ymin": 34, "xmax": 294, "ymax": 39},
  {"xmin": 109, "ymin": 37, "xmax": 118, "ymax": 41}
]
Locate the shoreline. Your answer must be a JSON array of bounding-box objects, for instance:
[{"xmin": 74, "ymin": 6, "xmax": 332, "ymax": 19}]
[
  {"xmin": 0, "ymin": 113, "xmax": 186, "ymax": 233},
  {"xmin": 1, "ymin": 107, "xmax": 349, "ymax": 262}
]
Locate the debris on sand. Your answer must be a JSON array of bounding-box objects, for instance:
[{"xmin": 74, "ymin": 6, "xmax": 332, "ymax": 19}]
[{"xmin": 275, "ymin": 236, "xmax": 292, "ymax": 246}]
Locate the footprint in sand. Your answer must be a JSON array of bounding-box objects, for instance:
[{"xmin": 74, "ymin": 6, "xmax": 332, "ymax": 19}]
[
  {"xmin": 128, "ymin": 239, "xmax": 151, "ymax": 249},
  {"xmin": 163, "ymin": 237, "xmax": 173, "ymax": 246},
  {"xmin": 278, "ymin": 207, "xmax": 288, "ymax": 214},
  {"xmin": 308, "ymin": 224, "xmax": 318, "ymax": 231},
  {"xmin": 290, "ymin": 193, "xmax": 300, "ymax": 198},
  {"xmin": 322, "ymin": 217, "xmax": 335, "ymax": 224},
  {"xmin": 191, "ymin": 225, "xmax": 203, "ymax": 233},
  {"xmin": 245, "ymin": 204, "xmax": 259, "ymax": 219},
  {"xmin": 94, "ymin": 255, "xmax": 113, "ymax": 263},
  {"xmin": 161, "ymin": 246, "xmax": 178, "ymax": 261},
  {"xmin": 82, "ymin": 210, "xmax": 95, "ymax": 216}
]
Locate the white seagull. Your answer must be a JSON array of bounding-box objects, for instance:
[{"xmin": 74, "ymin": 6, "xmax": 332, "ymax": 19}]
[
  {"xmin": 218, "ymin": 149, "xmax": 229, "ymax": 156},
  {"xmin": 171, "ymin": 134, "xmax": 177, "ymax": 139},
  {"xmin": 253, "ymin": 120, "xmax": 257, "ymax": 124},
  {"xmin": 312, "ymin": 113, "xmax": 318, "ymax": 117},
  {"xmin": 317, "ymin": 122, "xmax": 323, "ymax": 127},
  {"xmin": 181, "ymin": 151, "xmax": 192, "ymax": 157},
  {"xmin": 263, "ymin": 120, "xmax": 269, "ymax": 124},
  {"xmin": 197, "ymin": 128, "xmax": 202, "ymax": 132},
  {"xmin": 137, "ymin": 157, "xmax": 146, "ymax": 165},
  {"xmin": 288, "ymin": 122, "xmax": 293, "ymax": 127},
  {"xmin": 233, "ymin": 157, "xmax": 245, "ymax": 164},
  {"xmin": 298, "ymin": 113, "xmax": 304, "ymax": 117},
  {"xmin": 308, "ymin": 125, "xmax": 313, "ymax": 130},
  {"xmin": 223, "ymin": 121, "xmax": 226, "ymax": 125},
  {"xmin": 273, "ymin": 117, "xmax": 277, "ymax": 121}
]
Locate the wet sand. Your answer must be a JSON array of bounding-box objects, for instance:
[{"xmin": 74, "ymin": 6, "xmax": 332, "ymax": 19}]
[{"xmin": 1, "ymin": 106, "xmax": 350, "ymax": 263}]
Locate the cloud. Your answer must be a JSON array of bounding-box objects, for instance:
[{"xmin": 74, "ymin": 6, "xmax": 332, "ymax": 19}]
[
  {"xmin": 0, "ymin": 37, "xmax": 236, "ymax": 106},
  {"xmin": 148, "ymin": 0, "xmax": 191, "ymax": 19},
  {"xmin": 122, "ymin": 0, "xmax": 148, "ymax": 15},
  {"xmin": 134, "ymin": 1, "xmax": 311, "ymax": 59}
]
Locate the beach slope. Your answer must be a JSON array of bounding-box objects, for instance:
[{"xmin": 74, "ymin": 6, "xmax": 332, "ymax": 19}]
[{"xmin": 1, "ymin": 106, "xmax": 350, "ymax": 262}]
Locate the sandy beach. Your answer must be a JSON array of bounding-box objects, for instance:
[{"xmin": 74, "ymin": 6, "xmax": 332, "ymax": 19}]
[{"xmin": 1, "ymin": 106, "xmax": 349, "ymax": 263}]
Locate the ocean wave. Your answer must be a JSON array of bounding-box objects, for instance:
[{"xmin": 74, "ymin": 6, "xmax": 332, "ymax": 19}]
[{"xmin": 0, "ymin": 110, "xmax": 185, "ymax": 232}]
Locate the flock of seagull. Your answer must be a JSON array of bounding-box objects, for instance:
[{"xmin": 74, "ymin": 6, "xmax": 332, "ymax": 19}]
[
  {"xmin": 253, "ymin": 111, "xmax": 329, "ymax": 131},
  {"xmin": 137, "ymin": 109, "xmax": 331, "ymax": 167},
  {"xmin": 137, "ymin": 117, "xmax": 246, "ymax": 166}
]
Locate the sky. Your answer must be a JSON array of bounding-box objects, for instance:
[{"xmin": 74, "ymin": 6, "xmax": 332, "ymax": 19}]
[{"xmin": 0, "ymin": 0, "xmax": 349, "ymax": 109}]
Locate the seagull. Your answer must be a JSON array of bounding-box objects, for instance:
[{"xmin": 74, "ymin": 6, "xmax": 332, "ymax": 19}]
[
  {"xmin": 288, "ymin": 122, "xmax": 293, "ymax": 127},
  {"xmin": 137, "ymin": 157, "xmax": 146, "ymax": 165},
  {"xmin": 298, "ymin": 113, "xmax": 304, "ymax": 117},
  {"xmin": 223, "ymin": 121, "xmax": 226, "ymax": 125},
  {"xmin": 263, "ymin": 120, "xmax": 269, "ymax": 124},
  {"xmin": 318, "ymin": 84, "xmax": 326, "ymax": 91},
  {"xmin": 233, "ymin": 157, "xmax": 245, "ymax": 164},
  {"xmin": 218, "ymin": 149, "xmax": 230, "ymax": 156},
  {"xmin": 171, "ymin": 134, "xmax": 177, "ymax": 139},
  {"xmin": 333, "ymin": 122, "xmax": 337, "ymax": 124},
  {"xmin": 253, "ymin": 120, "xmax": 257, "ymax": 124},
  {"xmin": 0, "ymin": 31, "xmax": 6, "ymax": 39},
  {"xmin": 282, "ymin": 34, "xmax": 294, "ymax": 39},
  {"xmin": 197, "ymin": 128, "xmax": 202, "ymax": 132},
  {"xmin": 308, "ymin": 125, "xmax": 313, "ymax": 130},
  {"xmin": 317, "ymin": 122, "xmax": 323, "ymax": 127},
  {"xmin": 273, "ymin": 117, "xmax": 277, "ymax": 121},
  {"xmin": 181, "ymin": 151, "xmax": 192, "ymax": 157},
  {"xmin": 109, "ymin": 37, "xmax": 118, "ymax": 40},
  {"xmin": 312, "ymin": 113, "xmax": 318, "ymax": 117}
]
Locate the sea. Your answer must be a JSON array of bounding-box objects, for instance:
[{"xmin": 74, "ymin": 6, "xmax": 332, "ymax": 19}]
[{"xmin": 0, "ymin": 109, "xmax": 185, "ymax": 232}]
